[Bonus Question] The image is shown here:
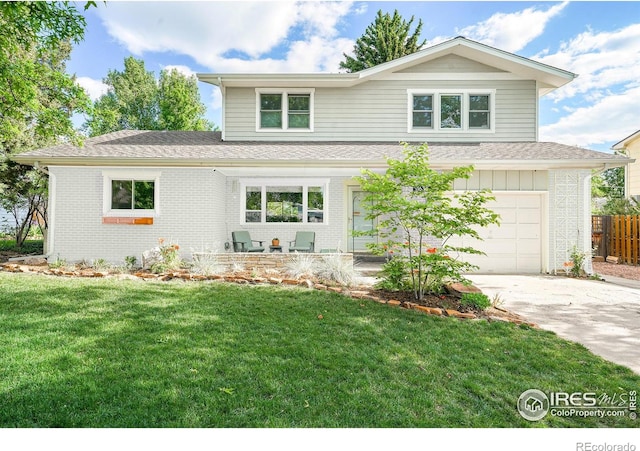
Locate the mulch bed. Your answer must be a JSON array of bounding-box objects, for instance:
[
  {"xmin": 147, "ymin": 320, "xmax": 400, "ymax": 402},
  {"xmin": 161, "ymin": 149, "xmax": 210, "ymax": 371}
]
[{"xmin": 372, "ymin": 289, "xmax": 479, "ymax": 314}]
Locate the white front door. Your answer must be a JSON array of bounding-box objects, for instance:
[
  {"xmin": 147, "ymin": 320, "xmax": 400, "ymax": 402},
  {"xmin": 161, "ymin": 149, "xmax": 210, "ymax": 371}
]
[{"xmin": 348, "ymin": 188, "xmax": 377, "ymax": 252}]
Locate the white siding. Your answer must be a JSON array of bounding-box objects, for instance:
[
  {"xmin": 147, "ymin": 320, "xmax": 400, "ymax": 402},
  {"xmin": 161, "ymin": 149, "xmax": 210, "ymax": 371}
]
[
  {"xmin": 224, "ymin": 79, "xmax": 537, "ymax": 142},
  {"xmin": 48, "ymin": 166, "xmax": 227, "ymax": 264},
  {"xmin": 397, "ymin": 54, "xmax": 505, "ymax": 73}
]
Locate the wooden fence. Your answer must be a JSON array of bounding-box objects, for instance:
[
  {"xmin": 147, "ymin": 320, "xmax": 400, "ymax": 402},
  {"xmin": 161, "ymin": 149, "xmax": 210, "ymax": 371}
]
[{"xmin": 592, "ymin": 215, "xmax": 640, "ymax": 265}]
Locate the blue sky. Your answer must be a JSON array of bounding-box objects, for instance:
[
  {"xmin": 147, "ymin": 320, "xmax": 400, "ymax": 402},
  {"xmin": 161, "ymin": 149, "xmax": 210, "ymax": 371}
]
[{"xmin": 68, "ymin": 1, "xmax": 640, "ymax": 153}]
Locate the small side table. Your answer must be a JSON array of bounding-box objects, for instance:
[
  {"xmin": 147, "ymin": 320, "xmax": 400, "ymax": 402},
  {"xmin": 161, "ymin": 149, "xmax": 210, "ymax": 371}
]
[{"xmin": 269, "ymin": 245, "xmax": 283, "ymax": 253}]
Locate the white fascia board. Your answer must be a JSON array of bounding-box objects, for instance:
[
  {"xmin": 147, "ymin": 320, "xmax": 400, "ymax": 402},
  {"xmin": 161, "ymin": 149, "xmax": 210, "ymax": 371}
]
[
  {"xmin": 427, "ymin": 159, "xmax": 632, "ymax": 171},
  {"xmin": 197, "ymin": 73, "xmax": 360, "ymax": 88},
  {"xmin": 22, "ymin": 157, "xmax": 631, "ymax": 172},
  {"xmin": 612, "ymin": 129, "xmax": 640, "ymax": 150},
  {"xmin": 357, "ymin": 37, "xmax": 576, "ymax": 89}
]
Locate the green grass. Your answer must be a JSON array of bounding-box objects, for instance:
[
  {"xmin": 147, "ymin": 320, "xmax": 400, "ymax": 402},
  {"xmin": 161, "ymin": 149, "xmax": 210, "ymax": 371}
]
[{"xmin": 0, "ymin": 273, "xmax": 637, "ymax": 427}]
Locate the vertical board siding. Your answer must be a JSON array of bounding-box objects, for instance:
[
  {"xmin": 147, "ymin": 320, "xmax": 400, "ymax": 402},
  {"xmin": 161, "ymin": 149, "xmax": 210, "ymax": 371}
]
[
  {"xmin": 452, "ymin": 170, "xmax": 548, "ymax": 191},
  {"xmin": 224, "ymin": 79, "xmax": 537, "ymax": 142}
]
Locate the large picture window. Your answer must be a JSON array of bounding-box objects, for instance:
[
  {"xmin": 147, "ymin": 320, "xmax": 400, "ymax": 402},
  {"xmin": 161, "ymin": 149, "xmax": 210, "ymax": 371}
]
[
  {"xmin": 242, "ymin": 180, "xmax": 327, "ymax": 224},
  {"xmin": 256, "ymin": 89, "xmax": 314, "ymax": 132},
  {"xmin": 408, "ymin": 90, "xmax": 494, "ymax": 133}
]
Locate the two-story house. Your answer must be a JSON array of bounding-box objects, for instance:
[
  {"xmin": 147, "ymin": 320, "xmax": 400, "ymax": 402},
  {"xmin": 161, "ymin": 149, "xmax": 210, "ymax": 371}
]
[{"xmin": 13, "ymin": 37, "xmax": 629, "ymax": 273}]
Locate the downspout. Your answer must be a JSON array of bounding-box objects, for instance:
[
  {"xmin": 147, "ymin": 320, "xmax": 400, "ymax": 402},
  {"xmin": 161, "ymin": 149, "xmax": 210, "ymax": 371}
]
[
  {"xmin": 583, "ymin": 171, "xmax": 595, "ymax": 275},
  {"xmin": 218, "ymin": 77, "xmax": 226, "ymax": 141},
  {"xmin": 33, "ymin": 161, "xmax": 54, "ymax": 259}
]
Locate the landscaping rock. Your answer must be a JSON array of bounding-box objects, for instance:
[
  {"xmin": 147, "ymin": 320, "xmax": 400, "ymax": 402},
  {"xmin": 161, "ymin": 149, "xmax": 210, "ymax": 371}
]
[
  {"xmin": 606, "ymin": 256, "xmax": 620, "ymax": 264},
  {"xmin": 445, "ymin": 282, "xmax": 482, "ymax": 298},
  {"xmin": 299, "ymin": 279, "xmax": 314, "ymax": 289},
  {"xmin": 23, "ymin": 257, "xmax": 48, "ymax": 266},
  {"xmin": 387, "ymin": 299, "xmax": 401, "ymax": 306},
  {"xmin": 142, "ymin": 247, "xmax": 162, "ymax": 269}
]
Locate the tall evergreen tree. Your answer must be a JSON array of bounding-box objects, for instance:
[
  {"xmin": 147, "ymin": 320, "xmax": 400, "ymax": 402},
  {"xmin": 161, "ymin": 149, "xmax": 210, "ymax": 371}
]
[
  {"xmin": 340, "ymin": 9, "xmax": 426, "ymax": 73},
  {"xmin": 84, "ymin": 57, "xmax": 214, "ymax": 136}
]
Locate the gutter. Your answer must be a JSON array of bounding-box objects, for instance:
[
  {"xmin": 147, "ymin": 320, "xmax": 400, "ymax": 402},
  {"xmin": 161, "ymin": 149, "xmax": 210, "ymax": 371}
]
[{"xmin": 11, "ymin": 155, "xmax": 632, "ymax": 171}]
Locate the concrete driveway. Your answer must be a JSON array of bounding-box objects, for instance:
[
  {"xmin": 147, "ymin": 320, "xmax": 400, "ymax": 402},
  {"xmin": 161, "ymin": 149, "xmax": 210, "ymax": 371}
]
[{"xmin": 467, "ymin": 275, "xmax": 640, "ymax": 375}]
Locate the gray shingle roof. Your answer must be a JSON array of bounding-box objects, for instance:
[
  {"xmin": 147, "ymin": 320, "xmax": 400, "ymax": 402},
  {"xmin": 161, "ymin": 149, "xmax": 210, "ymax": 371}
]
[{"xmin": 13, "ymin": 130, "xmax": 629, "ymax": 167}]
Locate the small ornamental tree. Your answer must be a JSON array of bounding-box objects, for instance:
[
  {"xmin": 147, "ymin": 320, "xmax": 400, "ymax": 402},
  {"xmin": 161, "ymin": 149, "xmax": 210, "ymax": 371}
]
[{"xmin": 354, "ymin": 143, "xmax": 500, "ymax": 300}]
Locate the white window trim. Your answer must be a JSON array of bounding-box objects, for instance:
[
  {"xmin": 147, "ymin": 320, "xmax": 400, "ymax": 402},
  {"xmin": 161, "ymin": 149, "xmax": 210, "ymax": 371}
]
[
  {"xmin": 102, "ymin": 170, "xmax": 161, "ymax": 217},
  {"xmin": 407, "ymin": 89, "xmax": 495, "ymax": 134},
  {"xmin": 240, "ymin": 178, "xmax": 329, "ymax": 225},
  {"xmin": 255, "ymin": 88, "xmax": 315, "ymax": 133}
]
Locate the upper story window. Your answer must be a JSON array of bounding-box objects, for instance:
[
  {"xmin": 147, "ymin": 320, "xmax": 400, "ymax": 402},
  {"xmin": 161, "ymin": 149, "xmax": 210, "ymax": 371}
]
[
  {"xmin": 256, "ymin": 89, "xmax": 314, "ymax": 132},
  {"xmin": 469, "ymin": 94, "xmax": 490, "ymax": 129},
  {"xmin": 412, "ymin": 95, "xmax": 433, "ymax": 128},
  {"xmin": 407, "ymin": 89, "xmax": 495, "ymax": 133}
]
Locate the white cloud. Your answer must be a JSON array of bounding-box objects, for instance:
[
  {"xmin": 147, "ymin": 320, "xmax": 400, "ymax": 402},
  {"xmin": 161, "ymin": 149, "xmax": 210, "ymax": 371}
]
[
  {"xmin": 161, "ymin": 65, "xmax": 196, "ymax": 77},
  {"xmin": 540, "ymin": 85, "xmax": 640, "ymax": 148},
  {"xmin": 97, "ymin": 1, "xmax": 356, "ymax": 73},
  {"xmin": 456, "ymin": 2, "xmax": 568, "ymax": 52},
  {"xmin": 534, "ymin": 23, "xmax": 640, "ymax": 102},
  {"xmin": 76, "ymin": 76, "xmax": 109, "ymax": 100}
]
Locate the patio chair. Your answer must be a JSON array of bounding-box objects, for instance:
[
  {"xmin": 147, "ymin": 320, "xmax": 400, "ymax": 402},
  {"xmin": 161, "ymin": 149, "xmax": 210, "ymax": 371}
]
[
  {"xmin": 288, "ymin": 231, "xmax": 315, "ymax": 253},
  {"xmin": 231, "ymin": 231, "xmax": 265, "ymax": 252}
]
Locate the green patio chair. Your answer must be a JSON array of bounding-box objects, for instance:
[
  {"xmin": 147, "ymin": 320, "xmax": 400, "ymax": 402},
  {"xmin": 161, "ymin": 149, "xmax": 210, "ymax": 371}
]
[
  {"xmin": 231, "ymin": 231, "xmax": 265, "ymax": 252},
  {"xmin": 288, "ymin": 231, "xmax": 315, "ymax": 253}
]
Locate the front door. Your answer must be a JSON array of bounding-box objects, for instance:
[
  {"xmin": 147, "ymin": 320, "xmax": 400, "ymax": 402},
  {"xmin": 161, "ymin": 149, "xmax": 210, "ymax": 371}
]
[{"xmin": 347, "ymin": 188, "xmax": 377, "ymax": 252}]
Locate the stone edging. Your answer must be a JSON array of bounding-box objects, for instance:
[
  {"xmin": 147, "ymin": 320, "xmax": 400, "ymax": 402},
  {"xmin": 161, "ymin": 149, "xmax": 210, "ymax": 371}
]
[{"xmin": 0, "ymin": 263, "xmax": 536, "ymax": 327}]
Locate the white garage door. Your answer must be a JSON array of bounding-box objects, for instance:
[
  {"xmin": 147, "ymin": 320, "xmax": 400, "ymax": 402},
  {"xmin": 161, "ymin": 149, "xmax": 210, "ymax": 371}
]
[{"xmin": 449, "ymin": 193, "xmax": 543, "ymax": 273}]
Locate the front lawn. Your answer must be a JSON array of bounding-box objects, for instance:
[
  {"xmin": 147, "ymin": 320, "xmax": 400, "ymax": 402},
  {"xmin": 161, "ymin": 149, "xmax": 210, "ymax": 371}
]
[{"xmin": 0, "ymin": 273, "xmax": 637, "ymax": 427}]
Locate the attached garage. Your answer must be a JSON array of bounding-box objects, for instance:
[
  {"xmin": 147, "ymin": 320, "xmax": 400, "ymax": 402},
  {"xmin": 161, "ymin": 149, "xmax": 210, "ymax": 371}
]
[{"xmin": 449, "ymin": 193, "xmax": 545, "ymax": 273}]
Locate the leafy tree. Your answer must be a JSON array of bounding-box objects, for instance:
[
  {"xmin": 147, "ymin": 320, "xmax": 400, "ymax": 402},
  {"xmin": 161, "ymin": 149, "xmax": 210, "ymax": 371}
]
[
  {"xmin": 0, "ymin": 2, "xmax": 92, "ymax": 247},
  {"xmin": 592, "ymin": 161, "xmax": 631, "ymax": 214},
  {"xmin": 354, "ymin": 143, "xmax": 500, "ymax": 300},
  {"xmin": 84, "ymin": 57, "xmax": 214, "ymax": 136},
  {"xmin": 340, "ymin": 9, "xmax": 426, "ymax": 73},
  {"xmin": 159, "ymin": 68, "xmax": 212, "ymax": 131}
]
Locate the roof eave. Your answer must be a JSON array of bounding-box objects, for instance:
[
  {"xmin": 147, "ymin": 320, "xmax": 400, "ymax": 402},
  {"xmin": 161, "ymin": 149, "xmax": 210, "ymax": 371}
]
[
  {"xmin": 14, "ymin": 156, "xmax": 631, "ymax": 171},
  {"xmin": 612, "ymin": 129, "xmax": 640, "ymax": 150}
]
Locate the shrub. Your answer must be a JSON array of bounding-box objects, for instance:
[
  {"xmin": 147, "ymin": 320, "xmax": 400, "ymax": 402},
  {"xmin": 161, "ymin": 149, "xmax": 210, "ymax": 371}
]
[
  {"xmin": 124, "ymin": 255, "xmax": 137, "ymax": 271},
  {"xmin": 375, "ymin": 256, "xmax": 409, "ymax": 291},
  {"xmin": 316, "ymin": 254, "xmax": 358, "ymax": 286},
  {"xmin": 285, "ymin": 253, "xmax": 317, "ymax": 279},
  {"xmin": 150, "ymin": 238, "xmax": 182, "ymax": 273},
  {"xmin": 460, "ymin": 292, "xmax": 491, "ymax": 310},
  {"xmin": 568, "ymin": 245, "xmax": 588, "ymax": 278},
  {"xmin": 191, "ymin": 253, "xmax": 225, "ymax": 276}
]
